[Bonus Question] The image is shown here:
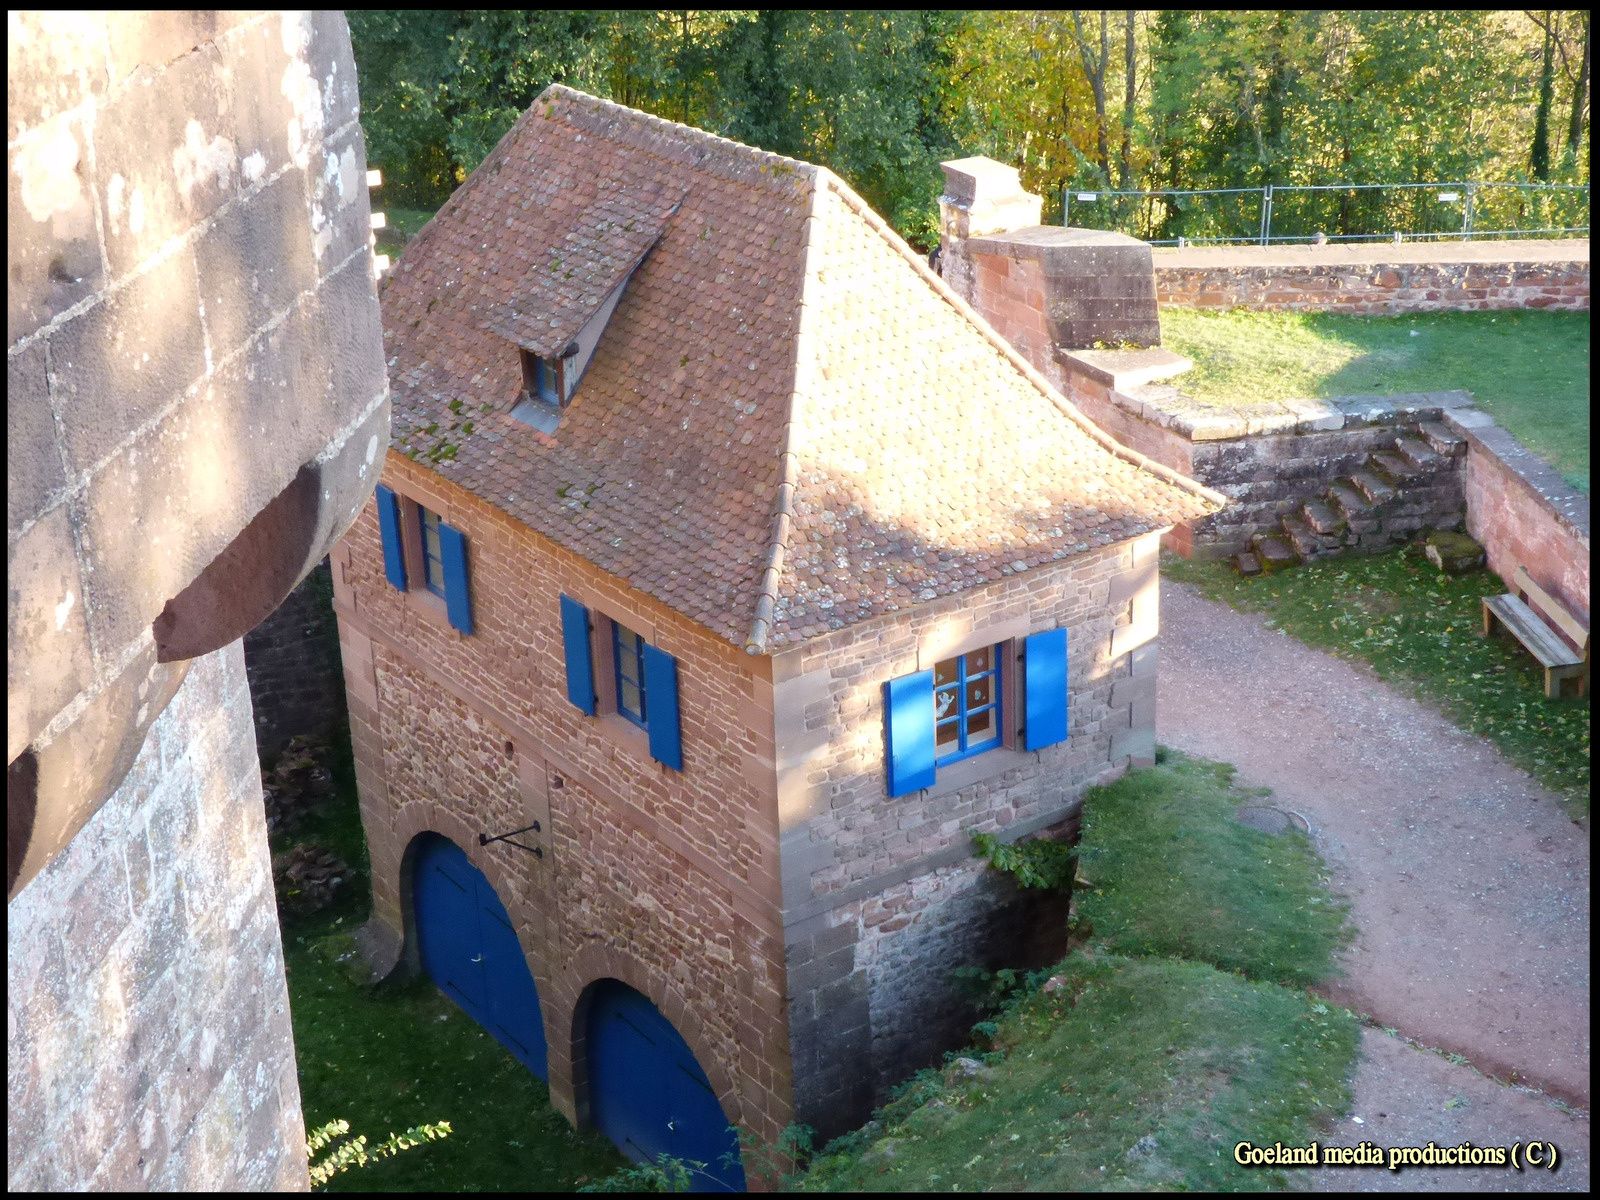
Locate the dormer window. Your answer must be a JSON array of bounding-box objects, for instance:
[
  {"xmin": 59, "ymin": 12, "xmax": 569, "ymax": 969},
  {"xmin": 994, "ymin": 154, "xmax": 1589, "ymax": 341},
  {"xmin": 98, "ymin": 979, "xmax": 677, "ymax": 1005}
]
[{"xmin": 521, "ymin": 349, "xmax": 568, "ymax": 408}]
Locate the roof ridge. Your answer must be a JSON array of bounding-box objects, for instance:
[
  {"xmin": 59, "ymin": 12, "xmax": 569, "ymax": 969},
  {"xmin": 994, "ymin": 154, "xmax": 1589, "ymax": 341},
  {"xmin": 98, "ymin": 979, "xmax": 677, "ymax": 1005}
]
[
  {"xmin": 743, "ymin": 175, "xmax": 828, "ymax": 655},
  {"xmin": 818, "ymin": 170, "xmax": 1227, "ymax": 513},
  {"xmin": 541, "ymin": 84, "xmax": 821, "ymax": 181}
]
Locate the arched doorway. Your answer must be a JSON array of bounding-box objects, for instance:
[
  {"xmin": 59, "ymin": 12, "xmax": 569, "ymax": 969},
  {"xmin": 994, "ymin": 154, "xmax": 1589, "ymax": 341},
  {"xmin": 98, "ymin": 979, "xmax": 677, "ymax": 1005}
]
[
  {"xmin": 412, "ymin": 833, "xmax": 548, "ymax": 1079},
  {"xmin": 587, "ymin": 980, "xmax": 745, "ymax": 1192}
]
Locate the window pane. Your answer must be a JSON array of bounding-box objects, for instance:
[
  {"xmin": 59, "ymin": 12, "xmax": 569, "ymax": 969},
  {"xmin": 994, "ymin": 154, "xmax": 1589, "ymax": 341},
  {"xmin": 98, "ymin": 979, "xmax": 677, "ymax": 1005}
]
[
  {"xmin": 966, "ymin": 645, "xmax": 992, "ymax": 675},
  {"xmin": 620, "ymin": 679, "xmax": 642, "ymax": 717},
  {"xmin": 936, "ymin": 719, "xmax": 959, "ymax": 748},
  {"xmin": 966, "ymin": 679, "xmax": 992, "ymax": 711},
  {"xmin": 934, "ymin": 656, "xmax": 958, "ymax": 687},
  {"xmin": 425, "ymin": 556, "xmax": 445, "ymax": 591},
  {"xmin": 934, "ymin": 687, "xmax": 957, "ymax": 721},
  {"xmin": 967, "ymin": 707, "xmax": 993, "ymax": 739}
]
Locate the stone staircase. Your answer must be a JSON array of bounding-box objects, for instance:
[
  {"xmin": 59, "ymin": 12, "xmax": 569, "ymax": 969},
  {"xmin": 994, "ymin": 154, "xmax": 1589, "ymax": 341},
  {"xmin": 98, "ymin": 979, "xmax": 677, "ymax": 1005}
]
[{"xmin": 1235, "ymin": 421, "xmax": 1467, "ymax": 575}]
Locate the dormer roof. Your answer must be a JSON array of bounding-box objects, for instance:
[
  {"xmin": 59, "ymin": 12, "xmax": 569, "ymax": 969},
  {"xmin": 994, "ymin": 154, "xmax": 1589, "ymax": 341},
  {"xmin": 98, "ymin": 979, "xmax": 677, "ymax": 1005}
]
[
  {"xmin": 380, "ymin": 85, "xmax": 1223, "ymax": 653},
  {"xmin": 478, "ymin": 178, "xmax": 681, "ymax": 358}
]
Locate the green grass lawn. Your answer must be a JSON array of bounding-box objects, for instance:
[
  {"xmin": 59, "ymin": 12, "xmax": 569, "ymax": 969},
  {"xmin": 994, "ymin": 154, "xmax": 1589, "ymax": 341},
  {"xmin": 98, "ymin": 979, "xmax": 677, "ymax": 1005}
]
[
  {"xmin": 1164, "ymin": 547, "xmax": 1591, "ymax": 818},
  {"xmin": 793, "ymin": 752, "xmax": 1359, "ymax": 1193},
  {"xmin": 1161, "ymin": 308, "xmax": 1590, "ymax": 491},
  {"xmin": 1076, "ymin": 753, "xmax": 1351, "ymax": 987},
  {"xmin": 277, "ymin": 736, "xmax": 623, "ymax": 1192},
  {"xmin": 374, "ymin": 205, "xmax": 440, "ymax": 257}
]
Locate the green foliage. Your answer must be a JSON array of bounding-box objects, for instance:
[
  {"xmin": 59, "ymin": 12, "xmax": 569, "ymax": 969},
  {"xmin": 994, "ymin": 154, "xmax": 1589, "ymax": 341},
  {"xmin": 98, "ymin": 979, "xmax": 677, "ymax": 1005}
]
[
  {"xmin": 969, "ymin": 830, "xmax": 1076, "ymax": 891},
  {"xmin": 306, "ymin": 1118, "xmax": 453, "ymax": 1189},
  {"xmin": 352, "ymin": 12, "xmax": 1588, "ymax": 248},
  {"xmin": 578, "ymin": 1154, "xmax": 700, "ymax": 1193},
  {"xmin": 1164, "ymin": 547, "xmax": 1591, "ymax": 816},
  {"xmin": 795, "ymin": 954, "xmax": 1359, "ymax": 1192},
  {"xmin": 1075, "ymin": 751, "xmax": 1353, "ymax": 986},
  {"xmin": 1162, "ymin": 308, "xmax": 1590, "ymax": 491}
]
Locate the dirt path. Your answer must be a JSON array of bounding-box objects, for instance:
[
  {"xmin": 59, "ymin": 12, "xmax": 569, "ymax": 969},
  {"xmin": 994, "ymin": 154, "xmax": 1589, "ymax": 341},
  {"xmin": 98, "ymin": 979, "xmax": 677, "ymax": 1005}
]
[
  {"xmin": 1157, "ymin": 580, "xmax": 1589, "ymax": 1184},
  {"xmin": 1306, "ymin": 1029, "xmax": 1588, "ymax": 1192}
]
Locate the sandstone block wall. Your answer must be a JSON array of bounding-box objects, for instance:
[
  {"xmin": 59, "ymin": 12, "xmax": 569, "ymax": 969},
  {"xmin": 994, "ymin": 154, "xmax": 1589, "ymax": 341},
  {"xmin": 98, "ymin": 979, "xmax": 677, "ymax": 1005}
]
[
  {"xmin": 775, "ymin": 534, "xmax": 1160, "ymax": 1135},
  {"xmin": 244, "ymin": 559, "xmax": 348, "ymax": 762},
  {"xmin": 1153, "ymin": 240, "xmax": 1590, "ymax": 313},
  {"xmin": 9, "ymin": 8, "xmax": 388, "ymax": 895},
  {"xmin": 332, "ymin": 454, "xmax": 794, "ymax": 1152},
  {"xmin": 7, "ymin": 645, "xmax": 305, "ymax": 1192},
  {"xmin": 1452, "ymin": 411, "xmax": 1590, "ymax": 626}
]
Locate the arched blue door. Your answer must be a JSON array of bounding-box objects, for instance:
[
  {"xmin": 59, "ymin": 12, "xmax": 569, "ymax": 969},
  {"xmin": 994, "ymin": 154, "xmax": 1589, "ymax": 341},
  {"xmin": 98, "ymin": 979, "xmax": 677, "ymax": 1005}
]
[
  {"xmin": 413, "ymin": 834, "xmax": 548, "ymax": 1079},
  {"xmin": 588, "ymin": 982, "xmax": 745, "ymax": 1192}
]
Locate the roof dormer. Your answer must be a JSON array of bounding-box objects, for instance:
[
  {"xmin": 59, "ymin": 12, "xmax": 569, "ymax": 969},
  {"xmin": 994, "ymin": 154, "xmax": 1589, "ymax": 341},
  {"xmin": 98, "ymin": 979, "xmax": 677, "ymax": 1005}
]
[{"xmin": 486, "ymin": 184, "xmax": 683, "ymax": 432}]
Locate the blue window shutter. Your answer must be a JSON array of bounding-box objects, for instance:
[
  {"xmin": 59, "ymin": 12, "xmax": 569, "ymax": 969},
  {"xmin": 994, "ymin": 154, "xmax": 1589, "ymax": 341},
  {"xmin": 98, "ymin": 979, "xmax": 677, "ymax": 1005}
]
[
  {"xmin": 642, "ymin": 644, "xmax": 682, "ymax": 771},
  {"xmin": 560, "ymin": 596, "xmax": 596, "ymax": 715},
  {"xmin": 1024, "ymin": 628, "xmax": 1069, "ymax": 751},
  {"xmin": 439, "ymin": 523, "xmax": 474, "ymax": 634},
  {"xmin": 375, "ymin": 485, "xmax": 407, "ymax": 591},
  {"xmin": 884, "ymin": 670, "xmax": 936, "ymax": 797}
]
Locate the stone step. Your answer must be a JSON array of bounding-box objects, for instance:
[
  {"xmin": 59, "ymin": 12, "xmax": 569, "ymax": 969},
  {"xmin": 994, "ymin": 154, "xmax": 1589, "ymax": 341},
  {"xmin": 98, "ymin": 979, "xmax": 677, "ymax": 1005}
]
[
  {"xmin": 1350, "ymin": 470, "xmax": 1397, "ymax": 505},
  {"xmin": 1370, "ymin": 451, "xmax": 1424, "ymax": 485},
  {"xmin": 1251, "ymin": 534, "xmax": 1300, "ymax": 572},
  {"xmin": 1280, "ymin": 515, "xmax": 1336, "ymax": 561},
  {"xmin": 1418, "ymin": 421, "xmax": 1467, "ymax": 458},
  {"xmin": 1302, "ymin": 499, "xmax": 1345, "ymax": 536},
  {"xmin": 1233, "ymin": 551, "xmax": 1262, "ymax": 577},
  {"xmin": 1395, "ymin": 436, "xmax": 1445, "ymax": 471},
  {"xmin": 1328, "ymin": 482, "xmax": 1371, "ymax": 519}
]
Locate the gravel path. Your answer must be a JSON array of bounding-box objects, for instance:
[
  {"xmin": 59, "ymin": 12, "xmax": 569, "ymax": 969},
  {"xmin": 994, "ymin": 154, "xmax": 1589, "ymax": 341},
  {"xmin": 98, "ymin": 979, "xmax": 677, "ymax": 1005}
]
[{"xmin": 1157, "ymin": 579, "xmax": 1589, "ymax": 1186}]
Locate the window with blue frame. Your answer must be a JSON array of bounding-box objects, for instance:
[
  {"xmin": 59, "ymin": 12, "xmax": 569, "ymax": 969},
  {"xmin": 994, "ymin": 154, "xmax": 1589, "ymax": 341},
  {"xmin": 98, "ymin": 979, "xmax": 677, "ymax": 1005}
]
[
  {"xmin": 612, "ymin": 621, "xmax": 648, "ymax": 727},
  {"xmin": 933, "ymin": 645, "xmax": 1002, "ymax": 765},
  {"xmin": 418, "ymin": 506, "xmax": 447, "ymax": 597}
]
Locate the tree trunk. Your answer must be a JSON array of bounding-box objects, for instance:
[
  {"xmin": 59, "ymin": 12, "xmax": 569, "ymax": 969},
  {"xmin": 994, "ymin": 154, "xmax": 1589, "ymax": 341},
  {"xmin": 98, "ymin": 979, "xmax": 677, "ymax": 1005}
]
[
  {"xmin": 1531, "ymin": 13, "xmax": 1555, "ymax": 181},
  {"xmin": 1568, "ymin": 11, "xmax": 1590, "ymax": 160},
  {"xmin": 1119, "ymin": 10, "xmax": 1135, "ymax": 189}
]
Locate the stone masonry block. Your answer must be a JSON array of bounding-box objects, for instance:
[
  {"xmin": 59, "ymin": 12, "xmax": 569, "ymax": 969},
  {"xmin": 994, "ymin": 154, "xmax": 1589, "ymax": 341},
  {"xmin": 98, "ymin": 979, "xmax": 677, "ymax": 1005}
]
[
  {"xmin": 101, "ymin": 11, "xmax": 256, "ymax": 87},
  {"xmin": 193, "ymin": 169, "xmax": 317, "ymax": 361},
  {"xmin": 6, "ymin": 12, "xmax": 111, "ymax": 141},
  {"xmin": 1128, "ymin": 641, "xmax": 1158, "ymax": 679},
  {"xmin": 7, "ymin": 504, "xmax": 95, "ymax": 761},
  {"xmin": 7, "ymin": 111, "xmax": 105, "ymax": 343},
  {"xmin": 1111, "ymin": 724, "xmax": 1156, "ymax": 763},
  {"xmin": 47, "ymin": 245, "xmax": 205, "ymax": 476},
  {"xmin": 94, "ymin": 42, "xmax": 236, "ymax": 277},
  {"xmin": 7, "ymin": 340, "xmax": 64, "ymax": 537}
]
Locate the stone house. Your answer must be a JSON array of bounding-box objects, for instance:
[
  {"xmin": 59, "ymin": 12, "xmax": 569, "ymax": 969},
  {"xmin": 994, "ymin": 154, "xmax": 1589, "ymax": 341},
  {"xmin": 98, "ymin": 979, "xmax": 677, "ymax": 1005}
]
[{"xmin": 336, "ymin": 85, "xmax": 1220, "ymax": 1186}]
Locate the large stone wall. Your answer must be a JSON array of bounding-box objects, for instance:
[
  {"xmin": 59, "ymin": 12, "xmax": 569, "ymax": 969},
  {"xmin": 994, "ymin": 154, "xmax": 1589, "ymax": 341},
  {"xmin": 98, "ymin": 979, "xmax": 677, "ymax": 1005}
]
[
  {"xmin": 244, "ymin": 560, "xmax": 348, "ymax": 762},
  {"xmin": 8, "ymin": 11, "xmax": 388, "ymax": 1192},
  {"xmin": 333, "ymin": 453, "xmax": 794, "ymax": 1156},
  {"xmin": 775, "ymin": 534, "xmax": 1159, "ymax": 1134},
  {"xmin": 1153, "ymin": 240, "xmax": 1589, "ymax": 313},
  {"xmin": 7, "ymin": 645, "xmax": 305, "ymax": 1191}
]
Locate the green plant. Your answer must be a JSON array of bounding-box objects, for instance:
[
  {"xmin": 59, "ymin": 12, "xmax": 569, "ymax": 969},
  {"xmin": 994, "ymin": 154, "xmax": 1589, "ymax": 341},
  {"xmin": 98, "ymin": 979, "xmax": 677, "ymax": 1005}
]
[
  {"xmin": 970, "ymin": 831, "xmax": 1076, "ymax": 891},
  {"xmin": 306, "ymin": 1118, "xmax": 453, "ymax": 1189},
  {"xmin": 579, "ymin": 1154, "xmax": 700, "ymax": 1193}
]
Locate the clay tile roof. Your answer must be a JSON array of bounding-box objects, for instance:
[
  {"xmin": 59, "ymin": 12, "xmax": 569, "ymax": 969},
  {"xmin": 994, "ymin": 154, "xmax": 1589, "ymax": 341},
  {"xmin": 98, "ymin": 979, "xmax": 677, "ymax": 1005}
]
[{"xmin": 381, "ymin": 85, "xmax": 1224, "ymax": 654}]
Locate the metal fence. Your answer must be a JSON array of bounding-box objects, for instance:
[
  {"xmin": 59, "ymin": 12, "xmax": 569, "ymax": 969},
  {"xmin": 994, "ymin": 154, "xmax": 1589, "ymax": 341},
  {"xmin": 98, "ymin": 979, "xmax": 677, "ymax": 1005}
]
[{"xmin": 1061, "ymin": 181, "xmax": 1590, "ymax": 246}]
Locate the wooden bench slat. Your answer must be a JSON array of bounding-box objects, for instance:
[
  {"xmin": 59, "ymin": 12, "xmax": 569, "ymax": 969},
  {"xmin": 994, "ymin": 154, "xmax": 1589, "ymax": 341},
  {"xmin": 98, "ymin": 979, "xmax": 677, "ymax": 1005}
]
[
  {"xmin": 1483, "ymin": 595, "xmax": 1584, "ymax": 668},
  {"xmin": 1513, "ymin": 566, "xmax": 1590, "ymax": 653}
]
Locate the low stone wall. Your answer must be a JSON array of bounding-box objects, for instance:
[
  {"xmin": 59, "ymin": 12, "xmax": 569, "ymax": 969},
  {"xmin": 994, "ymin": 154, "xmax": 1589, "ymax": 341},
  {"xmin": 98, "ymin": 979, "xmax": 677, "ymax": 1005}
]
[
  {"xmin": 244, "ymin": 559, "xmax": 348, "ymax": 762},
  {"xmin": 1452, "ymin": 411, "xmax": 1590, "ymax": 625},
  {"xmin": 1061, "ymin": 355, "xmax": 1471, "ymax": 559},
  {"xmin": 1060, "ymin": 353, "xmax": 1591, "ymax": 627},
  {"xmin": 1153, "ymin": 239, "xmax": 1589, "ymax": 313}
]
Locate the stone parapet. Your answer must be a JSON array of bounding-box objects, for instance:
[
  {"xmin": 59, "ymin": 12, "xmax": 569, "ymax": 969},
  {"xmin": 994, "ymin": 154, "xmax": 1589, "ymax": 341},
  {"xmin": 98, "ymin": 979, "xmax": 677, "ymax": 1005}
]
[{"xmin": 1154, "ymin": 239, "xmax": 1589, "ymax": 313}]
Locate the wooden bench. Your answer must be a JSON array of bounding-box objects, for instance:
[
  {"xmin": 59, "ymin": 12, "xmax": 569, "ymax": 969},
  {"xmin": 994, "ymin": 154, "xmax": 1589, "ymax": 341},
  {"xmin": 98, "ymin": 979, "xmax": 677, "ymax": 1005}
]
[{"xmin": 1481, "ymin": 566, "xmax": 1589, "ymax": 699}]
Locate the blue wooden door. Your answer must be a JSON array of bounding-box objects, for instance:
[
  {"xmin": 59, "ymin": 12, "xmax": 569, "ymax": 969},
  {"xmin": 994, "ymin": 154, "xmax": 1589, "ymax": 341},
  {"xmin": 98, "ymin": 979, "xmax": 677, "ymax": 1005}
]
[
  {"xmin": 588, "ymin": 982, "xmax": 745, "ymax": 1192},
  {"xmin": 413, "ymin": 835, "xmax": 548, "ymax": 1079}
]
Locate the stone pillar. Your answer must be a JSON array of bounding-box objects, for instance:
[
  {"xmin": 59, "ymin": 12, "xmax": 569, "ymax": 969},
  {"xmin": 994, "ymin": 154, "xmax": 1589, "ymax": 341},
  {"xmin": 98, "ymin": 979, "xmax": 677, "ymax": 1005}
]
[{"xmin": 938, "ymin": 157, "xmax": 1044, "ymax": 301}]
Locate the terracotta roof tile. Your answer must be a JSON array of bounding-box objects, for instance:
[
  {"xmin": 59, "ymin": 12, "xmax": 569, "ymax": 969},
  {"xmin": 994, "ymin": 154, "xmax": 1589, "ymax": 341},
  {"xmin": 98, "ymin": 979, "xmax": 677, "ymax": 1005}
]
[{"xmin": 381, "ymin": 85, "xmax": 1223, "ymax": 653}]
